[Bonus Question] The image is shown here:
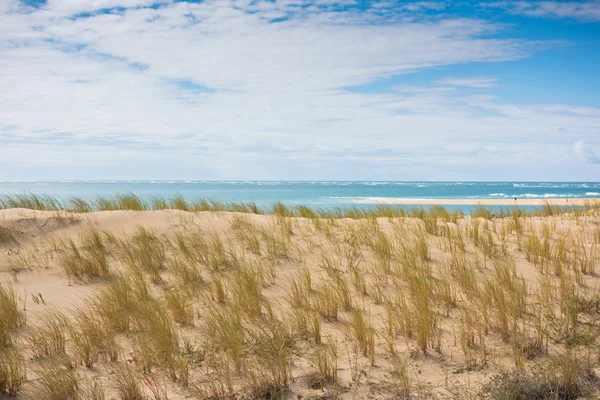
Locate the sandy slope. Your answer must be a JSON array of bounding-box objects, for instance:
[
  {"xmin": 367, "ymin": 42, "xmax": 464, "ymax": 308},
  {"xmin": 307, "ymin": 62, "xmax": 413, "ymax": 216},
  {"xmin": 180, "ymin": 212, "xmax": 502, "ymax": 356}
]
[{"xmin": 1, "ymin": 208, "xmax": 599, "ymax": 399}]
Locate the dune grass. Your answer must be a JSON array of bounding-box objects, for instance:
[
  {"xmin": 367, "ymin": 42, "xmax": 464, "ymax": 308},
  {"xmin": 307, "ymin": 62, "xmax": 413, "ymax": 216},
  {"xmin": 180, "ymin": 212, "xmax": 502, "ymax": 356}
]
[
  {"xmin": 26, "ymin": 356, "xmax": 81, "ymax": 400},
  {"xmin": 111, "ymin": 364, "xmax": 146, "ymax": 400},
  {"xmin": 69, "ymin": 308, "xmax": 119, "ymax": 368},
  {"xmin": 26, "ymin": 312, "xmax": 69, "ymax": 359},
  {"xmin": 0, "ymin": 281, "xmax": 26, "ymax": 347},
  {"xmin": 482, "ymin": 350, "xmax": 598, "ymax": 400},
  {"xmin": 0, "ymin": 346, "xmax": 26, "ymax": 396}
]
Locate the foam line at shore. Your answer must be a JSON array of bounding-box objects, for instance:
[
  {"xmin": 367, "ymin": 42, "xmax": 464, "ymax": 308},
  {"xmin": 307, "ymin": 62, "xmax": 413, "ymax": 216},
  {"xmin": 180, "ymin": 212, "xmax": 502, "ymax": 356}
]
[{"xmin": 352, "ymin": 198, "xmax": 599, "ymax": 206}]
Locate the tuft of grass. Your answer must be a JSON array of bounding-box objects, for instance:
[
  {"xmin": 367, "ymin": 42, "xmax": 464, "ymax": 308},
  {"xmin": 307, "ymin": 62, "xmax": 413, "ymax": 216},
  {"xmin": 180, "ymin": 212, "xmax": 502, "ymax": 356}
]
[
  {"xmin": 27, "ymin": 311, "xmax": 69, "ymax": 359},
  {"xmin": 164, "ymin": 288, "xmax": 195, "ymax": 325},
  {"xmin": 0, "ymin": 281, "xmax": 26, "ymax": 347},
  {"xmin": 79, "ymin": 377, "xmax": 106, "ymax": 400},
  {"xmin": 7, "ymin": 252, "xmax": 38, "ymax": 277},
  {"xmin": 272, "ymin": 202, "xmax": 292, "ymax": 217},
  {"xmin": 307, "ymin": 343, "xmax": 338, "ymax": 389},
  {"xmin": 231, "ymin": 266, "xmax": 264, "ymax": 317},
  {"xmin": 262, "ymin": 227, "xmax": 291, "ymax": 261},
  {"xmin": 389, "ymin": 353, "xmax": 411, "ymax": 398},
  {"xmin": 349, "ymin": 308, "xmax": 375, "ymax": 363},
  {"xmin": 171, "ymin": 194, "xmax": 191, "ymax": 211},
  {"xmin": 0, "ymin": 194, "xmax": 62, "ymax": 211},
  {"xmin": 246, "ymin": 318, "xmax": 293, "ymax": 397},
  {"xmin": 131, "ymin": 299, "xmax": 186, "ymax": 384},
  {"xmin": 60, "ymin": 237, "xmax": 110, "ymax": 281},
  {"xmin": 298, "ymin": 205, "xmax": 317, "ymax": 219},
  {"xmin": 27, "ymin": 356, "xmax": 79, "ymax": 400},
  {"xmin": 112, "ymin": 364, "xmax": 146, "ymax": 400},
  {"xmin": 119, "ymin": 227, "xmax": 166, "ymax": 283},
  {"xmin": 482, "ymin": 351, "xmax": 598, "ymax": 400},
  {"xmin": 0, "ymin": 346, "xmax": 26, "ymax": 396},
  {"xmin": 69, "ymin": 308, "xmax": 119, "ymax": 368},
  {"xmin": 312, "ymin": 282, "xmax": 341, "ymax": 321},
  {"xmin": 168, "ymin": 256, "xmax": 204, "ymax": 295},
  {"xmin": 287, "ymin": 267, "xmax": 312, "ymax": 308},
  {"xmin": 211, "ymin": 274, "xmax": 227, "ymax": 304},
  {"xmin": 95, "ymin": 194, "xmax": 147, "ymax": 211},
  {"xmin": 115, "ymin": 193, "xmax": 147, "ymax": 211},
  {"xmin": 483, "ymin": 258, "xmax": 527, "ymax": 341},
  {"xmin": 408, "ymin": 273, "xmax": 438, "ymax": 355},
  {"xmin": 67, "ymin": 197, "xmax": 94, "ymax": 213},
  {"xmin": 205, "ymin": 234, "xmax": 239, "ymax": 272},
  {"xmin": 204, "ymin": 305, "xmax": 245, "ymax": 373},
  {"xmin": 150, "ymin": 196, "xmax": 168, "ymax": 211},
  {"xmin": 94, "ymin": 273, "xmax": 151, "ymax": 333}
]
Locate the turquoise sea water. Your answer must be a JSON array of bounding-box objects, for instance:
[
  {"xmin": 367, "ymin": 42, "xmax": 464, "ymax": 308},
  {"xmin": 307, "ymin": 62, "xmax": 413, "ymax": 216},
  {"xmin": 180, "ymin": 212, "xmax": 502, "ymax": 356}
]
[{"xmin": 0, "ymin": 181, "xmax": 598, "ymax": 213}]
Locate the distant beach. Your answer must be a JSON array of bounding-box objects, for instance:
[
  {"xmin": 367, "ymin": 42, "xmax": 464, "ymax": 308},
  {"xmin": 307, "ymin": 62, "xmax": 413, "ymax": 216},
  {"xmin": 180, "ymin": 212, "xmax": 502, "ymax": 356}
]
[{"xmin": 353, "ymin": 197, "xmax": 597, "ymax": 206}]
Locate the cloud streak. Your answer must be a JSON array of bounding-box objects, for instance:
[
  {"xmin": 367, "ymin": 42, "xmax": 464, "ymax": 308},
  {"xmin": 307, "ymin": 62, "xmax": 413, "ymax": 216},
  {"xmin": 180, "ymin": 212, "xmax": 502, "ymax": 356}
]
[
  {"xmin": 486, "ymin": 1, "xmax": 600, "ymax": 22},
  {"xmin": 435, "ymin": 77, "xmax": 499, "ymax": 88}
]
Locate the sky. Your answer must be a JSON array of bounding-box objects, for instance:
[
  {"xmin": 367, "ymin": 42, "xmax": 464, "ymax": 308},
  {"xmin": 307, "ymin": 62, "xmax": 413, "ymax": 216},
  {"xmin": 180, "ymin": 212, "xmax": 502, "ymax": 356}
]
[{"xmin": 0, "ymin": 0, "xmax": 599, "ymax": 181}]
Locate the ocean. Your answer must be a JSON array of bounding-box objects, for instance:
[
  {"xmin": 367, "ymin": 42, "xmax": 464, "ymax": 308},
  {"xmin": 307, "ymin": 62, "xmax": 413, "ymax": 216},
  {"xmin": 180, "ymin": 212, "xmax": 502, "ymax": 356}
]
[{"xmin": 0, "ymin": 181, "xmax": 598, "ymax": 213}]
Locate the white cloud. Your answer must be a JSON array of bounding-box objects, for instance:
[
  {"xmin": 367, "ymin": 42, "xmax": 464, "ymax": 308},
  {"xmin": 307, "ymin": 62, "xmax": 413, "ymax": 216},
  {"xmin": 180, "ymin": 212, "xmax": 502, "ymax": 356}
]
[
  {"xmin": 0, "ymin": 0, "xmax": 598, "ymax": 180},
  {"xmin": 435, "ymin": 76, "xmax": 499, "ymax": 88},
  {"xmin": 0, "ymin": 0, "xmax": 20, "ymax": 14},
  {"xmin": 574, "ymin": 141, "xmax": 600, "ymax": 163},
  {"xmin": 401, "ymin": 2, "xmax": 448, "ymax": 12},
  {"xmin": 486, "ymin": 1, "xmax": 600, "ymax": 21}
]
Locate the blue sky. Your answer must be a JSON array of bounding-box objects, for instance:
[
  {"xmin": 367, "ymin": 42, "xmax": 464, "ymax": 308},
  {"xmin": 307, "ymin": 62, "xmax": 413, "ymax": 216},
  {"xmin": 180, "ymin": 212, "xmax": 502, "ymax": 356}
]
[{"xmin": 0, "ymin": 0, "xmax": 599, "ymax": 181}]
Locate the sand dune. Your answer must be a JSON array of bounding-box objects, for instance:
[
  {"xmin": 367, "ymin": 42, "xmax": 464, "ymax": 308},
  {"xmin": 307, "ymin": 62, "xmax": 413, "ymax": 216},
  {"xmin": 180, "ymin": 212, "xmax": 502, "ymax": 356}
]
[{"xmin": 1, "ymin": 207, "xmax": 599, "ymax": 399}]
